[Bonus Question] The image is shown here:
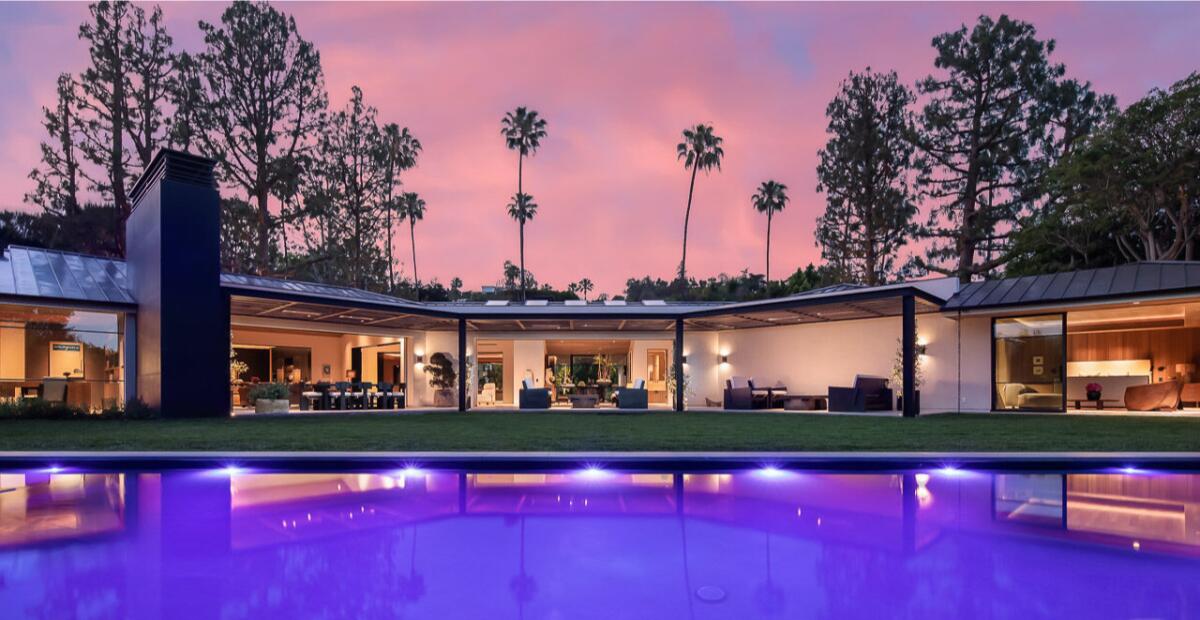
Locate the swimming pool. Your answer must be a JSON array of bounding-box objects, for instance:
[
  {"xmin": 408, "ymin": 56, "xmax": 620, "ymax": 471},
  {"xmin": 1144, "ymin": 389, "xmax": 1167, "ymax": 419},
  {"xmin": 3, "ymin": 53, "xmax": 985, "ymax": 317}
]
[{"xmin": 1, "ymin": 466, "xmax": 1197, "ymax": 619}]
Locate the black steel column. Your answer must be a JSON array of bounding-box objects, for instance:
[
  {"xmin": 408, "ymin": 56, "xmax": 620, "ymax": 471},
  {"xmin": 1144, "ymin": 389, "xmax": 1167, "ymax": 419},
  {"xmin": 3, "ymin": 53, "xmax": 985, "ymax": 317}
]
[
  {"xmin": 673, "ymin": 318, "xmax": 685, "ymax": 412},
  {"xmin": 457, "ymin": 318, "xmax": 468, "ymax": 411},
  {"xmin": 902, "ymin": 293, "xmax": 917, "ymax": 417}
]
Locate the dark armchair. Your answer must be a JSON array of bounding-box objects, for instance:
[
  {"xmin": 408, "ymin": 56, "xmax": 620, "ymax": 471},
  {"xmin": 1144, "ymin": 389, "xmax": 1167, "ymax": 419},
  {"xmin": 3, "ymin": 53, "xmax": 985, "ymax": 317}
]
[
  {"xmin": 616, "ymin": 379, "xmax": 649, "ymax": 409},
  {"xmin": 724, "ymin": 376, "xmax": 769, "ymax": 410},
  {"xmin": 519, "ymin": 378, "xmax": 552, "ymax": 409},
  {"xmin": 828, "ymin": 375, "xmax": 893, "ymax": 412}
]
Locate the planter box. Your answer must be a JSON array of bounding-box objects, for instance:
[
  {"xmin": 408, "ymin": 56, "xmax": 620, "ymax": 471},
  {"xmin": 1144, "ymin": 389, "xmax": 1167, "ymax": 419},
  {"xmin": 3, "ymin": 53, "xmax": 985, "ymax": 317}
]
[
  {"xmin": 254, "ymin": 399, "xmax": 290, "ymax": 414},
  {"xmin": 433, "ymin": 388, "xmax": 456, "ymax": 408}
]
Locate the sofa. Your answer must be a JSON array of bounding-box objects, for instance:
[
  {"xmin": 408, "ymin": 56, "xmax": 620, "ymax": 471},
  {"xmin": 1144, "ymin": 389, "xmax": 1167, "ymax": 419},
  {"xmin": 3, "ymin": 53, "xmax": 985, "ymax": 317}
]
[
  {"xmin": 828, "ymin": 375, "xmax": 894, "ymax": 412},
  {"xmin": 996, "ymin": 383, "xmax": 1063, "ymax": 410},
  {"xmin": 519, "ymin": 378, "xmax": 552, "ymax": 409}
]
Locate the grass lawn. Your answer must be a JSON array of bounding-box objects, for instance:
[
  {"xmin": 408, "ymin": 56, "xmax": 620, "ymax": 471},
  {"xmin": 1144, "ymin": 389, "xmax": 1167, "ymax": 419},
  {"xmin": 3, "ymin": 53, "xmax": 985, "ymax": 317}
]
[{"xmin": 2, "ymin": 412, "xmax": 1200, "ymax": 452}]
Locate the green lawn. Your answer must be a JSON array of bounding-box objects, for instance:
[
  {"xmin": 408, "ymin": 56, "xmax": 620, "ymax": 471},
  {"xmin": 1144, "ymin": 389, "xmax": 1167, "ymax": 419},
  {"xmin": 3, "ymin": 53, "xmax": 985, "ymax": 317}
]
[{"xmin": 1, "ymin": 411, "xmax": 1199, "ymax": 452}]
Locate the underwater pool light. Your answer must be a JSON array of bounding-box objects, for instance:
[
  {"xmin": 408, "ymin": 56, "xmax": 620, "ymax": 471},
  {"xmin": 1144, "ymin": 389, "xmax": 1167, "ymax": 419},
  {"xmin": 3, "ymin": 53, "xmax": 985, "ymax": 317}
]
[{"xmin": 577, "ymin": 465, "xmax": 610, "ymax": 480}]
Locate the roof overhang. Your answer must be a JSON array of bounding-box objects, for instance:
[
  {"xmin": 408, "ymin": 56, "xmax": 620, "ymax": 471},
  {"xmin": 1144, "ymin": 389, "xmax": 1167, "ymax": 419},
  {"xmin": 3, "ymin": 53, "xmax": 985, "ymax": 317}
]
[{"xmin": 681, "ymin": 286, "xmax": 944, "ymax": 330}]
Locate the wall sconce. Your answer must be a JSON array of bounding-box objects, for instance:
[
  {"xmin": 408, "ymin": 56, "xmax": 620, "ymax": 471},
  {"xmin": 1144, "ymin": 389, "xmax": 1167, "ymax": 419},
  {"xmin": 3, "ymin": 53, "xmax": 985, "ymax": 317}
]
[
  {"xmin": 681, "ymin": 354, "xmax": 688, "ymax": 364},
  {"xmin": 720, "ymin": 354, "xmax": 729, "ymax": 365},
  {"xmin": 414, "ymin": 354, "xmax": 424, "ymax": 370},
  {"xmin": 915, "ymin": 343, "xmax": 927, "ymax": 357}
]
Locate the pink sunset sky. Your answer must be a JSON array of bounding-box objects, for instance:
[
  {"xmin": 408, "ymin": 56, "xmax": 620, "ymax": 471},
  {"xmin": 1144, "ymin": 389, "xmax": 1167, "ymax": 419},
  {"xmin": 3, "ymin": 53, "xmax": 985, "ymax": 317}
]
[{"xmin": 1, "ymin": 2, "xmax": 1197, "ymax": 295}]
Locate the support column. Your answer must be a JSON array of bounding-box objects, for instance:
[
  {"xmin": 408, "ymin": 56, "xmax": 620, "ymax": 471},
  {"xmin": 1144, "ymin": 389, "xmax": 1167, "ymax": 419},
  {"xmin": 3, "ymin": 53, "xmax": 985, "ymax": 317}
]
[
  {"xmin": 123, "ymin": 313, "xmax": 137, "ymax": 406},
  {"xmin": 673, "ymin": 318, "xmax": 685, "ymax": 412},
  {"xmin": 458, "ymin": 318, "xmax": 468, "ymax": 411},
  {"xmin": 902, "ymin": 293, "xmax": 917, "ymax": 417}
]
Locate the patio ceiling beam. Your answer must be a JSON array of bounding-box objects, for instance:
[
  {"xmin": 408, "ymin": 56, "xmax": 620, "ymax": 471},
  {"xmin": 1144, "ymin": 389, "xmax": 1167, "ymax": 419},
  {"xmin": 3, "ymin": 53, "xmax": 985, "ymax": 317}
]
[
  {"xmin": 733, "ymin": 314, "xmax": 777, "ymax": 326},
  {"xmin": 515, "ymin": 320, "xmax": 527, "ymax": 331},
  {"xmin": 315, "ymin": 308, "xmax": 352, "ymax": 321},
  {"xmin": 257, "ymin": 301, "xmax": 297, "ymax": 316},
  {"xmin": 618, "ymin": 320, "xmax": 627, "ymax": 330},
  {"xmin": 844, "ymin": 302, "xmax": 885, "ymax": 317},
  {"xmin": 785, "ymin": 308, "xmax": 826, "ymax": 321}
]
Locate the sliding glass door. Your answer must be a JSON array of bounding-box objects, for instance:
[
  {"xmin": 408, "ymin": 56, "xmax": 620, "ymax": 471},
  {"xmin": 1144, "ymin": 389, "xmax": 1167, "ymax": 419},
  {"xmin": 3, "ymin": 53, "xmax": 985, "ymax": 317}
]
[{"xmin": 993, "ymin": 314, "xmax": 1066, "ymax": 412}]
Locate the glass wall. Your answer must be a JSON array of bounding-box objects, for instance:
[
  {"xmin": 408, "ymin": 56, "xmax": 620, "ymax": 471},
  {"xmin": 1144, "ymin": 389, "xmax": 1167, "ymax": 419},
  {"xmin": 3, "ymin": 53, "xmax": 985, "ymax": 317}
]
[
  {"xmin": 993, "ymin": 314, "xmax": 1065, "ymax": 411},
  {"xmin": 0, "ymin": 303, "xmax": 125, "ymax": 411}
]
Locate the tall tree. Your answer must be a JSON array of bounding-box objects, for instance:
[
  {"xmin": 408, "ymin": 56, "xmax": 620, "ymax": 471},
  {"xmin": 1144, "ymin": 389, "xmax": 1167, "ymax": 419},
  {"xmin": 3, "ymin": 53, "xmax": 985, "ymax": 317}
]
[
  {"xmin": 751, "ymin": 180, "xmax": 789, "ymax": 284},
  {"xmin": 500, "ymin": 106, "xmax": 547, "ymax": 300},
  {"xmin": 76, "ymin": 1, "xmax": 135, "ymax": 250},
  {"xmin": 1045, "ymin": 72, "xmax": 1199, "ymax": 262},
  {"xmin": 192, "ymin": 1, "xmax": 327, "ymax": 274},
  {"xmin": 815, "ymin": 69, "xmax": 919, "ymax": 286},
  {"xmin": 506, "ymin": 192, "xmax": 538, "ymax": 297},
  {"xmin": 322, "ymin": 86, "xmax": 388, "ymax": 289},
  {"xmin": 676, "ymin": 123, "xmax": 724, "ymax": 283},
  {"xmin": 26, "ymin": 74, "xmax": 83, "ymax": 217},
  {"xmin": 914, "ymin": 15, "xmax": 1063, "ymax": 282},
  {"xmin": 398, "ymin": 191, "xmax": 427, "ymax": 295},
  {"xmin": 123, "ymin": 4, "xmax": 173, "ymax": 167},
  {"xmin": 381, "ymin": 124, "xmax": 422, "ymax": 290}
]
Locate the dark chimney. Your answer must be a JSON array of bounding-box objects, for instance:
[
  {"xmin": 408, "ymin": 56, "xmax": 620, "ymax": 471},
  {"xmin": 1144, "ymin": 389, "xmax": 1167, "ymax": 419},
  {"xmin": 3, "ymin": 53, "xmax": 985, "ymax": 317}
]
[{"xmin": 126, "ymin": 149, "xmax": 230, "ymax": 417}]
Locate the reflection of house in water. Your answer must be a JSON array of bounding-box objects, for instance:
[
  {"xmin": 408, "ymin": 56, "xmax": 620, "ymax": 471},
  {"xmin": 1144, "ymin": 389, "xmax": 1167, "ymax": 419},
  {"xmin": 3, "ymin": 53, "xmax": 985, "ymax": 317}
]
[{"xmin": 2, "ymin": 470, "xmax": 1200, "ymax": 619}]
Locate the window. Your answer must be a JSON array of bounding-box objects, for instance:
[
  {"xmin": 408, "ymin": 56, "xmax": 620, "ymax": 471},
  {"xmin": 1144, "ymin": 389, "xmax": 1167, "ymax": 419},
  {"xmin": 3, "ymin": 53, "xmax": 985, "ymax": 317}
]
[
  {"xmin": 993, "ymin": 314, "xmax": 1065, "ymax": 411},
  {"xmin": 0, "ymin": 303, "xmax": 125, "ymax": 411}
]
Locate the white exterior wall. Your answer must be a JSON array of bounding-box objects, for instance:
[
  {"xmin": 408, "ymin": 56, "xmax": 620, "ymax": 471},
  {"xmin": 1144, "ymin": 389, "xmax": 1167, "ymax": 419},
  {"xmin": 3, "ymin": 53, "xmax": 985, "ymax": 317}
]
[
  {"xmin": 955, "ymin": 315, "xmax": 994, "ymax": 412},
  {"xmin": 709, "ymin": 313, "xmax": 967, "ymax": 413},
  {"xmin": 682, "ymin": 331, "xmax": 720, "ymax": 406},
  {"xmin": 512, "ymin": 340, "xmax": 547, "ymax": 390}
]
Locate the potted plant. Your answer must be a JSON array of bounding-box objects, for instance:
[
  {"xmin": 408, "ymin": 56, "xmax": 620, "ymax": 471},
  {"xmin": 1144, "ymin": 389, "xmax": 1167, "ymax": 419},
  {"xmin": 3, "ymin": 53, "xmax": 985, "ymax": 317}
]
[
  {"xmin": 248, "ymin": 382, "xmax": 290, "ymax": 414},
  {"xmin": 423, "ymin": 352, "xmax": 458, "ymax": 407},
  {"xmin": 890, "ymin": 336, "xmax": 925, "ymax": 411},
  {"xmin": 1085, "ymin": 382, "xmax": 1103, "ymax": 401}
]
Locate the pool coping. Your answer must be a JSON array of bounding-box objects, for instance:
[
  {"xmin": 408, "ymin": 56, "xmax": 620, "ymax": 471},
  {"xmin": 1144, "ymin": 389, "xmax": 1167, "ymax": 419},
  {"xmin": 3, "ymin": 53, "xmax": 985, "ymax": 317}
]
[{"xmin": 2, "ymin": 451, "xmax": 1199, "ymax": 471}]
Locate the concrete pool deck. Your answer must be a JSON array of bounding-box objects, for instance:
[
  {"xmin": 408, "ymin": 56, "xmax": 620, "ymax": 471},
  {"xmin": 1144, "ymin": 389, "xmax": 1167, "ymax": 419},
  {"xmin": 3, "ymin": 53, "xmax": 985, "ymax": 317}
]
[{"xmin": 1, "ymin": 450, "xmax": 1198, "ymax": 471}]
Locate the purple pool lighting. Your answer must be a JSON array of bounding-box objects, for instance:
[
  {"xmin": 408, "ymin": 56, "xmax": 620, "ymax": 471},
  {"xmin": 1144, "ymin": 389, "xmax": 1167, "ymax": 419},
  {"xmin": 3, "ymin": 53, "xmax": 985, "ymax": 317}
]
[{"xmin": 1, "ymin": 468, "xmax": 1198, "ymax": 618}]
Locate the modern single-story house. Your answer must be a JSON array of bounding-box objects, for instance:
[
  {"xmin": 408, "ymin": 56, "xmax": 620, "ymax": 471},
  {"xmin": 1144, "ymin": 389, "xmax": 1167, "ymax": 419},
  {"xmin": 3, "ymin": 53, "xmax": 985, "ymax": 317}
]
[{"xmin": 3, "ymin": 150, "xmax": 1200, "ymax": 417}]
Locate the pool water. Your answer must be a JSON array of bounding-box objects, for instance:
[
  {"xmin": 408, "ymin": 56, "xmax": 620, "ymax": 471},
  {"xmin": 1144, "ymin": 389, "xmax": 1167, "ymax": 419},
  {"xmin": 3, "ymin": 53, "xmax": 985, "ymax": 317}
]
[{"xmin": 1, "ymin": 468, "xmax": 1198, "ymax": 619}]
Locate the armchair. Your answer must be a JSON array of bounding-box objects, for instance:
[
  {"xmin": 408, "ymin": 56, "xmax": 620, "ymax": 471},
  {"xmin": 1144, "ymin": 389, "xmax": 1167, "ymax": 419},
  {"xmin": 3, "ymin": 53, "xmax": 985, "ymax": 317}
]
[
  {"xmin": 828, "ymin": 375, "xmax": 894, "ymax": 412},
  {"xmin": 724, "ymin": 376, "xmax": 769, "ymax": 410},
  {"xmin": 616, "ymin": 379, "xmax": 649, "ymax": 409},
  {"xmin": 519, "ymin": 378, "xmax": 552, "ymax": 409}
]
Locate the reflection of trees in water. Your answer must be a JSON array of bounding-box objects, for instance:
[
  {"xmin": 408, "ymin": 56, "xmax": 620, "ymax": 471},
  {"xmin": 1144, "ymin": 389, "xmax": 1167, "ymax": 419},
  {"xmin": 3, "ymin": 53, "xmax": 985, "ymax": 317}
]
[
  {"xmin": 508, "ymin": 517, "xmax": 536, "ymax": 620},
  {"xmin": 225, "ymin": 526, "xmax": 426, "ymax": 618}
]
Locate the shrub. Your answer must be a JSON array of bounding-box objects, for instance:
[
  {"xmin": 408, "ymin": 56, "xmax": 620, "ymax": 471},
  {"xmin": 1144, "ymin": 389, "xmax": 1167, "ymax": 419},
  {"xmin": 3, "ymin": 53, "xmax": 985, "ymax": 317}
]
[
  {"xmin": 248, "ymin": 382, "xmax": 289, "ymax": 401},
  {"xmin": 423, "ymin": 352, "xmax": 457, "ymax": 389},
  {"xmin": 0, "ymin": 397, "xmax": 159, "ymax": 420}
]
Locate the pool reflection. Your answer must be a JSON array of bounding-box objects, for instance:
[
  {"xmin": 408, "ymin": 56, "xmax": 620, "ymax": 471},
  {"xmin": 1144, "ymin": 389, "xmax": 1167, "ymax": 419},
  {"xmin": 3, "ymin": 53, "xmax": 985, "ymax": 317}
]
[{"xmin": 1, "ymin": 470, "xmax": 1199, "ymax": 619}]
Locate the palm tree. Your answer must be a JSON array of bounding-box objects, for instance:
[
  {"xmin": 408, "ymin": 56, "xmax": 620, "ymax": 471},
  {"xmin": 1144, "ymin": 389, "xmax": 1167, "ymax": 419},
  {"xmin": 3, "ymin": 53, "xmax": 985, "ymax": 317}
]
[
  {"xmin": 676, "ymin": 124, "xmax": 724, "ymax": 284},
  {"xmin": 381, "ymin": 125, "xmax": 422, "ymax": 291},
  {"xmin": 506, "ymin": 192, "xmax": 538, "ymax": 296},
  {"xmin": 751, "ymin": 180, "xmax": 789, "ymax": 284},
  {"xmin": 501, "ymin": 107, "xmax": 548, "ymax": 300},
  {"xmin": 398, "ymin": 191, "xmax": 427, "ymax": 298},
  {"xmin": 576, "ymin": 278, "xmax": 594, "ymax": 301}
]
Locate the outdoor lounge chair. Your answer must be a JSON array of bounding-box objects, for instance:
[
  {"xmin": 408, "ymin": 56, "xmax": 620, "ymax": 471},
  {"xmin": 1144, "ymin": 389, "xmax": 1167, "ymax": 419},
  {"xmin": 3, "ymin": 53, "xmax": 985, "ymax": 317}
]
[
  {"xmin": 748, "ymin": 379, "xmax": 790, "ymax": 408},
  {"xmin": 519, "ymin": 378, "xmax": 552, "ymax": 409},
  {"xmin": 828, "ymin": 375, "xmax": 893, "ymax": 412},
  {"xmin": 724, "ymin": 376, "xmax": 769, "ymax": 410},
  {"xmin": 616, "ymin": 379, "xmax": 648, "ymax": 409}
]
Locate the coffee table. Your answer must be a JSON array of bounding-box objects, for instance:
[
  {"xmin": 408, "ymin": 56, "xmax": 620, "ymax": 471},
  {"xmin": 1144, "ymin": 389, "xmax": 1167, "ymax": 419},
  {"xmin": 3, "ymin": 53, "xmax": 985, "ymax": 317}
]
[
  {"xmin": 783, "ymin": 395, "xmax": 828, "ymax": 411},
  {"xmin": 569, "ymin": 394, "xmax": 599, "ymax": 408},
  {"xmin": 1072, "ymin": 398, "xmax": 1121, "ymax": 410}
]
